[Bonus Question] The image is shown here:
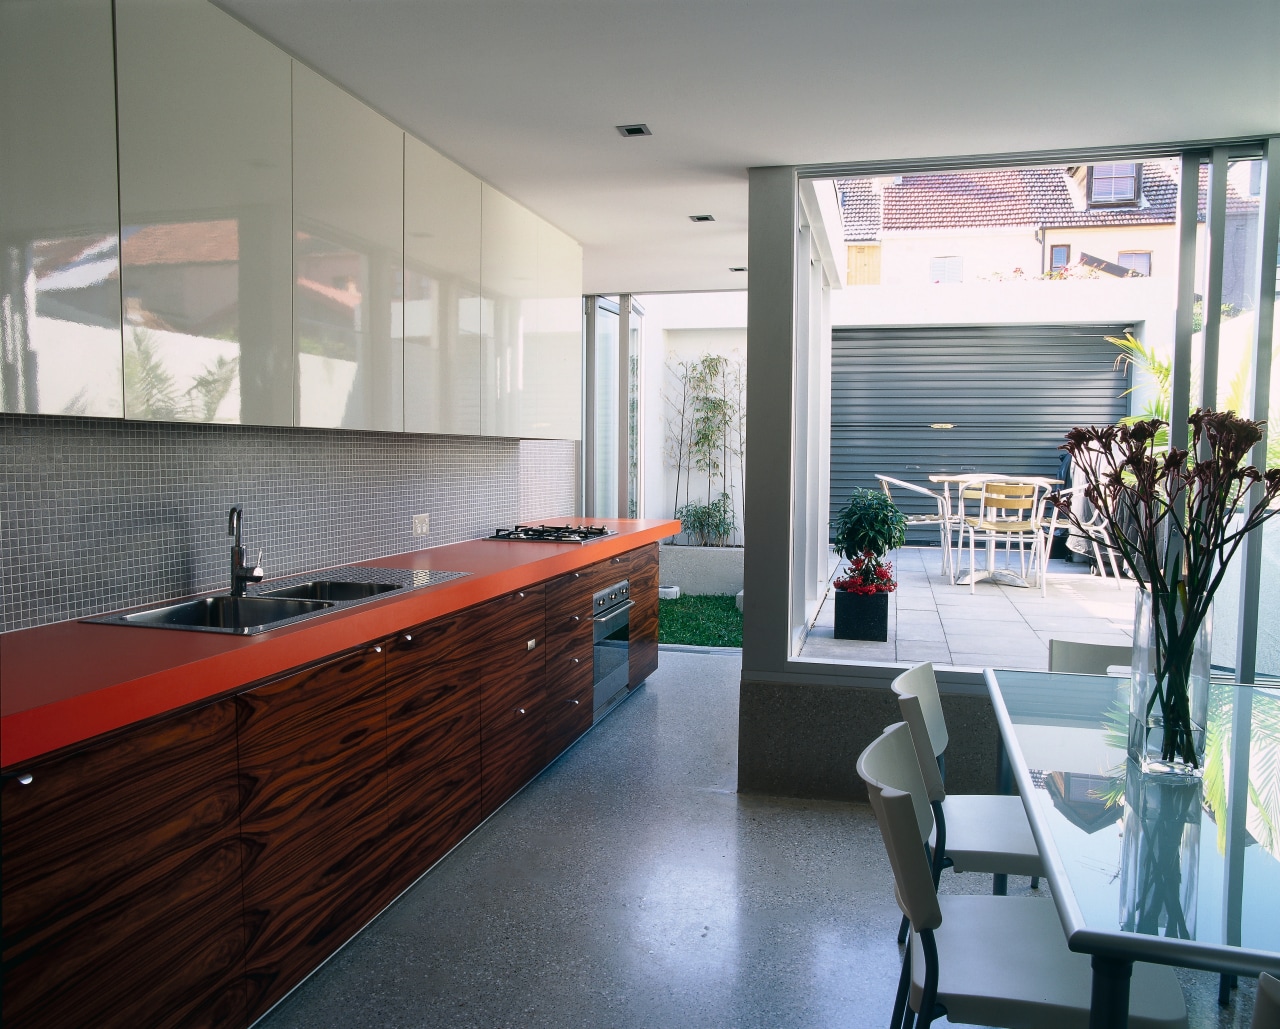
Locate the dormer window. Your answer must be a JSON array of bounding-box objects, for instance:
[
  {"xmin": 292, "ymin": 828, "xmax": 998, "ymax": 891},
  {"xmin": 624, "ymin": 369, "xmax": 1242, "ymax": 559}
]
[{"xmin": 1088, "ymin": 163, "xmax": 1141, "ymax": 205}]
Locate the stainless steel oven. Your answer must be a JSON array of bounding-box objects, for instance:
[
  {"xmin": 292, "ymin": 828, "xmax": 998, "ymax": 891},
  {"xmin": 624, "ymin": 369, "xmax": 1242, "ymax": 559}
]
[{"xmin": 592, "ymin": 579, "xmax": 632, "ymax": 718}]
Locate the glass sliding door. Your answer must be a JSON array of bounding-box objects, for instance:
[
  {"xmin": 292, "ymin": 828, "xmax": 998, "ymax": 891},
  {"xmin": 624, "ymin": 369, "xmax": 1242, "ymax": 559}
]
[{"xmin": 585, "ymin": 295, "xmax": 620, "ymax": 518}]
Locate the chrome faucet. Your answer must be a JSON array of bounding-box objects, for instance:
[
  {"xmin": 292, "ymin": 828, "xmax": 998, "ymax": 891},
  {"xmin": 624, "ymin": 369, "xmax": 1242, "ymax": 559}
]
[{"xmin": 228, "ymin": 505, "xmax": 264, "ymax": 597}]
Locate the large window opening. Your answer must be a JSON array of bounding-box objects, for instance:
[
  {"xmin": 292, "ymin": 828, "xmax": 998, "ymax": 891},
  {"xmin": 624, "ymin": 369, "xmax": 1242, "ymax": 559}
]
[{"xmin": 776, "ymin": 143, "xmax": 1277, "ymax": 682}]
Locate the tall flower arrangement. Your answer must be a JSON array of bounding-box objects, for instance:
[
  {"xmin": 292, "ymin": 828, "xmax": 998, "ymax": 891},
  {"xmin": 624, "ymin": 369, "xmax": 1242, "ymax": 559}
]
[{"xmin": 1060, "ymin": 410, "xmax": 1280, "ymax": 770}]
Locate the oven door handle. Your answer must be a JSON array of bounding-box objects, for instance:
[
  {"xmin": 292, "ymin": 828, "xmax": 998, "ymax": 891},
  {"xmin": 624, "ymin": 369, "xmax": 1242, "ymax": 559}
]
[{"xmin": 593, "ymin": 599, "xmax": 635, "ymax": 635}]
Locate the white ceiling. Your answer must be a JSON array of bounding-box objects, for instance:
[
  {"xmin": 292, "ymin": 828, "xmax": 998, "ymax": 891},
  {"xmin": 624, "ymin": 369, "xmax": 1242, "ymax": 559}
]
[{"xmin": 214, "ymin": 0, "xmax": 1280, "ymax": 295}]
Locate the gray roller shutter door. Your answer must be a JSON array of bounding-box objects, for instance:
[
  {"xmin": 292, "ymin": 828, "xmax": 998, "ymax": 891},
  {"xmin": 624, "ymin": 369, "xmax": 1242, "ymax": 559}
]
[{"xmin": 830, "ymin": 324, "xmax": 1130, "ymax": 540}]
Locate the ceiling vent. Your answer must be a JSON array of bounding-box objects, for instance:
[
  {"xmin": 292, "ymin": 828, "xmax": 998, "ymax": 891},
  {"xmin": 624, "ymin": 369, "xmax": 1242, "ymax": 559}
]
[
  {"xmin": 689, "ymin": 214, "xmax": 715, "ymax": 223},
  {"xmin": 616, "ymin": 123, "xmax": 651, "ymax": 137}
]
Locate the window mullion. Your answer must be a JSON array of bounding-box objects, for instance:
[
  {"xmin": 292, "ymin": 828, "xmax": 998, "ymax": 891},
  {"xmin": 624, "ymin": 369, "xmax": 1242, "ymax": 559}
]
[{"xmin": 1200, "ymin": 148, "xmax": 1230, "ymax": 415}]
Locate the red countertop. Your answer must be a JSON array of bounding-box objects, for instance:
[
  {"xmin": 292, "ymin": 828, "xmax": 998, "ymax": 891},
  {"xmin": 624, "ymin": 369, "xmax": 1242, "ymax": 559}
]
[{"xmin": 1, "ymin": 519, "xmax": 680, "ymax": 770}]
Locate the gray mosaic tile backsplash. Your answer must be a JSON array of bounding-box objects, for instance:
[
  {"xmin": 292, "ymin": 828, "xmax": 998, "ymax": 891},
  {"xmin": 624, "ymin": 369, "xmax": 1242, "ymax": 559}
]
[{"xmin": 1, "ymin": 415, "xmax": 578, "ymax": 632}]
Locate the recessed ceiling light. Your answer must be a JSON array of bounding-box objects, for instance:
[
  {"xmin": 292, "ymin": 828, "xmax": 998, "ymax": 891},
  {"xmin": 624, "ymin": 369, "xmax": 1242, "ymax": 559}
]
[
  {"xmin": 729, "ymin": 266, "xmax": 747, "ymax": 273},
  {"xmin": 689, "ymin": 214, "xmax": 715, "ymax": 223},
  {"xmin": 616, "ymin": 123, "xmax": 651, "ymax": 137}
]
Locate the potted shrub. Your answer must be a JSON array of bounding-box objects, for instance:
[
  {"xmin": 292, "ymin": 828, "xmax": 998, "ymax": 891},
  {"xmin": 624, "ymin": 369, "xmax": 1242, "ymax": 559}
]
[{"xmin": 831, "ymin": 487, "xmax": 907, "ymax": 641}]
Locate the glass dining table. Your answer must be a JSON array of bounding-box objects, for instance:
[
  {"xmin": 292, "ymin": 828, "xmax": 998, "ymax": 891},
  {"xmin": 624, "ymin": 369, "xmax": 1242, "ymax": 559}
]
[{"xmin": 985, "ymin": 668, "xmax": 1280, "ymax": 1029}]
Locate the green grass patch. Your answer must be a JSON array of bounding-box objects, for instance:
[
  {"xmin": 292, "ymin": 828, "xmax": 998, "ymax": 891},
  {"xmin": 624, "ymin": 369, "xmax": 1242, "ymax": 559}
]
[{"xmin": 658, "ymin": 594, "xmax": 743, "ymax": 648}]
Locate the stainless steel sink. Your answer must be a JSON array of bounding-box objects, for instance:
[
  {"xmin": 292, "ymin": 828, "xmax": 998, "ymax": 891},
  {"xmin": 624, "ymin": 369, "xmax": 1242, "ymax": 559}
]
[
  {"xmin": 107, "ymin": 595, "xmax": 333, "ymax": 635},
  {"xmin": 260, "ymin": 580, "xmax": 401, "ymax": 603}
]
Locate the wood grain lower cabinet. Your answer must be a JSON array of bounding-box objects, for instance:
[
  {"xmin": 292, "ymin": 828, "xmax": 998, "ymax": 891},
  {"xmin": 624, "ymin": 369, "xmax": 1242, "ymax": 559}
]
[
  {"xmin": 235, "ymin": 645, "xmax": 389, "ymax": 1021},
  {"xmin": 543, "ymin": 570, "xmax": 594, "ymax": 761},
  {"xmin": 628, "ymin": 543, "xmax": 660, "ymax": 685},
  {"xmin": 383, "ymin": 610, "xmax": 483, "ymax": 899},
  {"xmin": 0, "ymin": 700, "xmax": 246, "ymax": 1029},
  {"xmin": 478, "ymin": 586, "xmax": 546, "ymax": 817}
]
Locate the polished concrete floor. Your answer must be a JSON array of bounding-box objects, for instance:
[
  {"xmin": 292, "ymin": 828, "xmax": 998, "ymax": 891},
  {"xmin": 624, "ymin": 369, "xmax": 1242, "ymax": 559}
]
[
  {"xmin": 803, "ymin": 546, "xmax": 1135, "ymax": 671},
  {"xmin": 256, "ymin": 650, "xmax": 1258, "ymax": 1029}
]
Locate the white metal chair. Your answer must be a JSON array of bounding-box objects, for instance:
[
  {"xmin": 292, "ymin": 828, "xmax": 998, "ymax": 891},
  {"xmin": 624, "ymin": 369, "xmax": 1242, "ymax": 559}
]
[
  {"xmin": 957, "ymin": 478, "xmax": 1049, "ymax": 592},
  {"xmin": 857, "ymin": 721, "xmax": 1189, "ymax": 1029},
  {"xmin": 1252, "ymin": 973, "xmax": 1280, "ymax": 1029},
  {"xmin": 1048, "ymin": 639, "xmax": 1133, "ymax": 675},
  {"xmin": 1035, "ymin": 484, "xmax": 1123, "ymax": 596},
  {"xmin": 876, "ymin": 474, "xmax": 952, "ymax": 579},
  {"xmin": 892, "ymin": 663, "xmax": 1043, "ymax": 896}
]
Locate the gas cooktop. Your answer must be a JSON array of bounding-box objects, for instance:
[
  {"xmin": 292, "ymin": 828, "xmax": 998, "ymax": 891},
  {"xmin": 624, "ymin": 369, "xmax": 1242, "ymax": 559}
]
[{"xmin": 487, "ymin": 523, "xmax": 617, "ymax": 544}]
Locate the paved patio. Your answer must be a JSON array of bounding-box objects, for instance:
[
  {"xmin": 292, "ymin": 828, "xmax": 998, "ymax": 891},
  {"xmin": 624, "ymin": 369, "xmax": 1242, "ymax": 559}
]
[{"xmin": 802, "ymin": 545, "xmax": 1136, "ymax": 670}]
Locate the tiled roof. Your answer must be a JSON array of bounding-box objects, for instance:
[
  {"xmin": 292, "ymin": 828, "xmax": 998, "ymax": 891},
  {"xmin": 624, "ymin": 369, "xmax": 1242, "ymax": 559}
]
[
  {"xmin": 121, "ymin": 220, "xmax": 239, "ymax": 265},
  {"xmin": 837, "ymin": 163, "xmax": 1259, "ymax": 241}
]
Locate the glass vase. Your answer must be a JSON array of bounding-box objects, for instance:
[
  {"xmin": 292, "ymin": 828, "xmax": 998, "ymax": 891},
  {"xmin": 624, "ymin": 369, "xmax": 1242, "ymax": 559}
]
[{"xmin": 1129, "ymin": 589, "xmax": 1211, "ymax": 777}]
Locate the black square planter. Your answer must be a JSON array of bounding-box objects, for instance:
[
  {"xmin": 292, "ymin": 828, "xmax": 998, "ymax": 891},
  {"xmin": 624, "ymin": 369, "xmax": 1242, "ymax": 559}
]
[{"xmin": 833, "ymin": 589, "xmax": 890, "ymax": 641}]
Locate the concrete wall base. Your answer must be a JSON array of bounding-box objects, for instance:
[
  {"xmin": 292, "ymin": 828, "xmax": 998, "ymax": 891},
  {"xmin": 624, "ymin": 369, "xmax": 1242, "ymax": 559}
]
[
  {"xmin": 659, "ymin": 543, "xmax": 745, "ymax": 596},
  {"xmin": 737, "ymin": 677, "xmax": 1000, "ymax": 801}
]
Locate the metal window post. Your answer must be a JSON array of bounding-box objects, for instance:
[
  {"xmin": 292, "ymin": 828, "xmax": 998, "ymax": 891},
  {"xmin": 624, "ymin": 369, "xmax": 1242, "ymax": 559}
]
[{"xmin": 1170, "ymin": 151, "xmax": 1206, "ymax": 453}]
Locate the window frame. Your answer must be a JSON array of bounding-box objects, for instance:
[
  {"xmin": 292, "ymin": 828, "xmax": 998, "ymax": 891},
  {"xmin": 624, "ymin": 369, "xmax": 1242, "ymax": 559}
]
[
  {"xmin": 1087, "ymin": 162, "xmax": 1142, "ymax": 205},
  {"xmin": 1117, "ymin": 250, "xmax": 1152, "ymax": 276},
  {"xmin": 1049, "ymin": 244, "xmax": 1071, "ymax": 273}
]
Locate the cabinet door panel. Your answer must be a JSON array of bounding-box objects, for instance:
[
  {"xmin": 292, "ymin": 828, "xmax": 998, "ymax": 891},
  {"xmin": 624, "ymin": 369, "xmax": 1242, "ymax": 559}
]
[
  {"xmin": 236, "ymin": 647, "xmax": 388, "ymax": 1019},
  {"xmin": 1, "ymin": 700, "xmax": 245, "ymax": 1029},
  {"xmin": 404, "ymin": 134, "xmax": 483, "ymax": 435},
  {"xmin": 480, "ymin": 681, "xmax": 546, "ymax": 817},
  {"xmin": 543, "ymin": 656, "xmax": 593, "ymax": 762},
  {"xmin": 293, "ymin": 63, "xmax": 404, "ymax": 431},
  {"xmin": 115, "ymin": 0, "xmax": 293, "ymax": 425},
  {"xmin": 0, "ymin": 0, "xmax": 122, "ymax": 416},
  {"xmin": 384, "ymin": 614, "xmax": 483, "ymax": 895},
  {"xmin": 629, "ymin": 544, "xmax": 660, "ymax": 684}
]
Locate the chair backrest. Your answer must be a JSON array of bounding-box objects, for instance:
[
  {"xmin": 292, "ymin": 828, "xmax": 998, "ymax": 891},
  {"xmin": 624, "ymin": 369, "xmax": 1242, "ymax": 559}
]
[
  {"xmin": 1048, "ymin": 639, "xmax": 1133, "ymax": 675},
  {"xmin": 892, "ymin": 662, "xmax": 948, "ymax": 761},
  {"xmin": 977, "ymin": 480, "xmax": 1046, "ymax": 525},
  {"xmin": 895, "ymin": 691, "xmax": 947, "ymax": 803},
  {"xmin": 876, "ymin": 474, "xmax": 947, "ymax": 519},
  {"xmin": 1252, "ymin": 972, "xmax": 1280, "ymax": 1029},
  {"xmin": 856, "ymin": 722, "xmax": 942, "ymax": 932}
]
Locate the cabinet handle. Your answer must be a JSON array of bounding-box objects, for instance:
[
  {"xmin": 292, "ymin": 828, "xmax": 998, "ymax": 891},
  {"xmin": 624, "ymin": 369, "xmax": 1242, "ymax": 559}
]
[
  {"xmin": 403, "ymin": 633, "xmax": 413, "ymax": 642},
  {"xmin": 373, "ymin": 645, "xmax": 383, "ymax": 654},
  {"xmin": 570, "ymin": 615, "xmax": 580, "ymax": 623},
  {"xmin": 516, "ymin": 707, "xmax": 526, "ymax": 715},
  {"xmin": 571, "ymin": 657, "xmax": 580, "ymax": 665},
  {"xmin": 518, "ymin": 591, "xmax": 525, "ymax": 598},
  {"xmin": 567, "ymin": 699, "xmax": 579, "ymax": 706},
  {"xmin": 527, "ymin": 639, "xmax": 537, "ymax": 651},
  {"xmin": 17, "ymin": 773, "xmax": 33, "ymax": 785}
]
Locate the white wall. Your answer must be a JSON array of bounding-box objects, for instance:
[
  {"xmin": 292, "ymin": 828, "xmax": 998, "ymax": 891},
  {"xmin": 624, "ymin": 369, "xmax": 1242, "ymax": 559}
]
[{"xmin": 634, "ymin": 291, "xmax": 747, "ymax": 536}]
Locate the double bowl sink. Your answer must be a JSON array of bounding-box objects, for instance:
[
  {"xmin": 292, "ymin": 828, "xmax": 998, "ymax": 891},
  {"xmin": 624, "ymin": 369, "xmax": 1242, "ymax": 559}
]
[{"xmin": 90, "ymin": 569, "xmax": 467, "ymax": 635}]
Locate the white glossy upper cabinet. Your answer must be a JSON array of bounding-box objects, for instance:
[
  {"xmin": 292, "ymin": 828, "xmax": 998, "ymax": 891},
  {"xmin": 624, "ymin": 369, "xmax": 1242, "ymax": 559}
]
[
  {"xmin": 527, "ymin": 220, "xmax": 584, "ymax": 440},
  {"xmin": 115, "ymin": 0, "xmax": 293, "ymax": 424},
  {"xmin": 1, "ymin": 0, "xmax": 122, "ymax": 416},
  {"xmin": 479, "ymin": 185, "xmax": 539, "ymax": 437},
  {"xmin": 292, "ymin": 64, "xmax": 404, "ymax": 431},
  {"xmin": 403, "ymin": 136, "xmax": 482, "ymax": 435}
]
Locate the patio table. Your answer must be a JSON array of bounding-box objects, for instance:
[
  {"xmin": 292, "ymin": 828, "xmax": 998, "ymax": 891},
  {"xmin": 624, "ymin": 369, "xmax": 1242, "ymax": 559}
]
[
  {"xmin": 929, "ymin": 473, "xmax": 1061, "ymax": 587},
  {"xmin": 985, "ymin": 668, "xmax": 1280, "ymax": 1029}
]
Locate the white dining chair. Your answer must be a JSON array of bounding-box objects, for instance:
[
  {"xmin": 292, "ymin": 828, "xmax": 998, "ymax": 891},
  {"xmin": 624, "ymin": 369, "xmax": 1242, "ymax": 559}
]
[
  {"xmin": 892, "ymin": 663, "xmax": 1043, "ymax": 894},
  {"xmin": 858, "ymin": 721, "xmax": 1189, "ymax": 1029},
  {"xmin": 1252, "ymin": 973, "xmax": 1280, "ymax": 1029},
  {"xmin": 876, "ymin": 474, "xmax": 952, "ymax": 579},
  {"xmin": 1048, "ymin": 639, "xmax": 1133, "ymax": 675}
]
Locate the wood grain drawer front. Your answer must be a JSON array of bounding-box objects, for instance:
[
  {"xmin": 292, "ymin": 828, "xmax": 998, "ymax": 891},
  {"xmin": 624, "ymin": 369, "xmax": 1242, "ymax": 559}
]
[
  {"xmin": 1, "ymin": 700, "xmax": 246, "ymax": 1029},
  {"xmin": 545, "ymin": 568, "xmax": 596, "ymax": 612},
  {"xmin": 543, "ymin": 669, "xmax": 593, "ymax": 762},
  {"xmin": 480, "ymin": 684, "xmax": 546, "ymax": 817},
  {"xmin": 236, "ymin": 646, "xmax": 389, "ymax": 1020},
  {"xmin": 384, "ymin": 616, "xmax": 483, "ymax": 897},
  {"xmin": 629, "ymin": 544, "xmax": 660, "ymax": 686}
]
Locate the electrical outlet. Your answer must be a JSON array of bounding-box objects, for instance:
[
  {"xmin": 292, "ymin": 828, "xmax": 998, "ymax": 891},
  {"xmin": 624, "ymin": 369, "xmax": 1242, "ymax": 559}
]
[{"xmin": 412, "ymin": 513, "xmax": 431, "ymax": 536}]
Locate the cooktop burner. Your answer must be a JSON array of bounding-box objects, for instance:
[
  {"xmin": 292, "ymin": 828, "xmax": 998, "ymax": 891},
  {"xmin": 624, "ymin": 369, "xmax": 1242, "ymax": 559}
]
[{"xmin": 487, "ymin": 523, "xmax": 616, "ymax": 544}]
